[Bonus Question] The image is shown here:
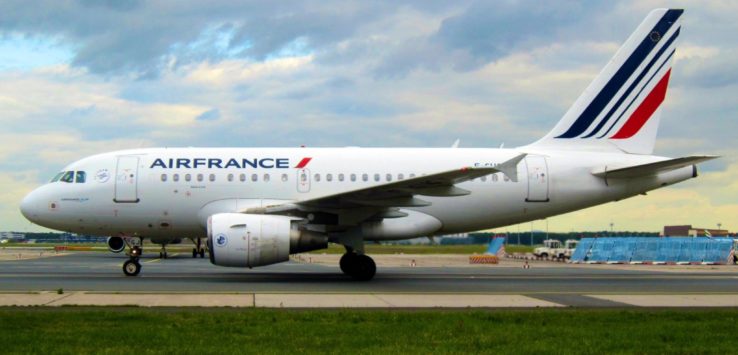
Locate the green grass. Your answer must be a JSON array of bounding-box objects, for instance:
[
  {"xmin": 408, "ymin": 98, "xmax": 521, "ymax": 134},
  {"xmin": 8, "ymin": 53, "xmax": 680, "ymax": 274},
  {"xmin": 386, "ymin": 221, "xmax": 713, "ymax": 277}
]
[{"xmin": 0, "ymin": 308, "xmax": 736, "ymax": 354}]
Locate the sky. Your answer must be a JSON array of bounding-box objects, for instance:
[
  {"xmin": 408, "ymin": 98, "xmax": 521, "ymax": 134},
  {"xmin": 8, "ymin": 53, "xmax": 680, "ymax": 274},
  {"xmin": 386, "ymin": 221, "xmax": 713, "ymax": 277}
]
[{"xmin": 1, "ymin": 0, "xmax": 736, "ymax": 234}]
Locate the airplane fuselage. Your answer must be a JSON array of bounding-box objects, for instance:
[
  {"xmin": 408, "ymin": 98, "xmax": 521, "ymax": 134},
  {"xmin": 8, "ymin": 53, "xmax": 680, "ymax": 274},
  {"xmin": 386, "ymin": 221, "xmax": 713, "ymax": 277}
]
[{"xmin": 20, "ymin": 147, "xmax": 695, "ymax": 241}]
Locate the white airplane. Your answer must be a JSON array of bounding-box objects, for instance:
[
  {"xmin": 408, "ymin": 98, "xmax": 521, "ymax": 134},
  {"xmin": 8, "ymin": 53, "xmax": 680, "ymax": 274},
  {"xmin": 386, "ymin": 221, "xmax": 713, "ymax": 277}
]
[{"xmin": 20, "ymin": 9, "xmax": 715, "ymax": 280}]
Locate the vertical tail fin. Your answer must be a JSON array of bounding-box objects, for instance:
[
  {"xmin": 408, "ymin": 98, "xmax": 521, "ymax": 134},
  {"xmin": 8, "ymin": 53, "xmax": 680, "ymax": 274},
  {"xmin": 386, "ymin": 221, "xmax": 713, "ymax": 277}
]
[{"xmin": 530, "ymin": 8, "xmax": 683, "ymax": 154}]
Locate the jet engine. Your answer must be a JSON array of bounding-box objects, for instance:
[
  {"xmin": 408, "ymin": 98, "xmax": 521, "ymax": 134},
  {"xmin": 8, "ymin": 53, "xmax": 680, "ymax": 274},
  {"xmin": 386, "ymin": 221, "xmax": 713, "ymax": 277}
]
[
  {"xmin": 207, "ymin": 213, "xmax": 328, "ymax": 267},
  {"xmin": 107, "ymin": 236, "xmax": 126, "ymax": 253}
]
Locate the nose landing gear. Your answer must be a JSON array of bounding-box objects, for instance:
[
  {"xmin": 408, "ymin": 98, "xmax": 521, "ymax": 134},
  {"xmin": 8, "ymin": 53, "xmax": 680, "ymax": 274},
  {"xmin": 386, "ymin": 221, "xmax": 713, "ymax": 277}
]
[
  {"xmin": 123, "ymin": 258, "xmax": 141, "ymax": 276},
  {"xmin": 121, "ymin": 237, "xmax": 143, "ymax": 277}
]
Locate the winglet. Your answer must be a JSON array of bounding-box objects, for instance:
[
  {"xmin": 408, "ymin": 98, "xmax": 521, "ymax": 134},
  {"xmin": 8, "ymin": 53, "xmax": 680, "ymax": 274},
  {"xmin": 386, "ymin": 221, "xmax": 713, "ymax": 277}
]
[
  {"xmin": 498, "ymin": 153, "xmax": 527, "ymax": 182},
  {"xmin": 451, "ymin": 139, "xmax": 460, "ymax": 148}
]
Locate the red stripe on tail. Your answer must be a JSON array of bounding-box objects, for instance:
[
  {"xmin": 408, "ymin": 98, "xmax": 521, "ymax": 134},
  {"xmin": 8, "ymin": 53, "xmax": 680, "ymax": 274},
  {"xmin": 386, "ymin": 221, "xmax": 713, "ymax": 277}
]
[
  {"xmin": 611, "ymin": 69, "xmax": 671, "ymax": 139},
  {"xmin": 295, "ymin": 157, "xmax": 312, "ymax": 169}
]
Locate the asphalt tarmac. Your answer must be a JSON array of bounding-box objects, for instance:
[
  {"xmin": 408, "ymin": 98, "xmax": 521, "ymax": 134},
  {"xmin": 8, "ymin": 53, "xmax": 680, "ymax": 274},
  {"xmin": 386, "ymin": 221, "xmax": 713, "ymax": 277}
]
[{"xmin": 2, "ymin": 251, "xmax": 738, "ymax": 307}]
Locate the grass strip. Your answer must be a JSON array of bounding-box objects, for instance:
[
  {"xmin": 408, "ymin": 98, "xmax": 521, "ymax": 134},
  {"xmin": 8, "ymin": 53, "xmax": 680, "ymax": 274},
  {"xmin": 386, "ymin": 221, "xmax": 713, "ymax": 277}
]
[{"xmin": 0, "ymin": 308, "xmax": 735, "ymax": 354}]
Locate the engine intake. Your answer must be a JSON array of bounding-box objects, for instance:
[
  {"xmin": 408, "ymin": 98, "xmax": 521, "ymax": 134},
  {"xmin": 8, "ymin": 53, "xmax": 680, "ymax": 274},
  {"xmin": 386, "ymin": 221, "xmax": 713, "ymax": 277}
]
[
  {"xmin": 207, "ymin": 213, "xmax": 327, "ymax": 267},
  {"xmin": 107, "ymin": 236, "xmax": 125, "ymax": 253}
]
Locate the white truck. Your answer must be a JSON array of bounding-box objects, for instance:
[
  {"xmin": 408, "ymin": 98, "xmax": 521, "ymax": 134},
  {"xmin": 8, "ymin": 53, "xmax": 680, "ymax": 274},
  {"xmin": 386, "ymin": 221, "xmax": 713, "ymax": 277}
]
[{"xmin": 534, "ymin": 239, "xmax": 579, "ymax": 260}]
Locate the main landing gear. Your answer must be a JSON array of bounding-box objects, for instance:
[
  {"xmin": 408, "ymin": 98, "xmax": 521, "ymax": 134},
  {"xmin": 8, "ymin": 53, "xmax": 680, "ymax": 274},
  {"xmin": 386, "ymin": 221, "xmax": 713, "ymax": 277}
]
[
  {"xmin": 123, "ymin": 244, "xmax": 143, "ymax": 277},
  {"xmin": 192, "ymin": 238, "xmax": 206, "ymax": 258},
  {"xmin": 159, "ymin": 245, "xmax": 168, "ymax": 259},
  {"xmin": 340, "ymin": 252, "xmax": 376, "ymax": 281}
]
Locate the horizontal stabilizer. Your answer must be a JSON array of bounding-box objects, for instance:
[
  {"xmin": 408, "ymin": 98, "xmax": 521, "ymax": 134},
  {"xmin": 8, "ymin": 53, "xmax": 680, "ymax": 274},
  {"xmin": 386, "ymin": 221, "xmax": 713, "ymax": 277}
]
[{"xmin": 592, "ymin": 155, "xmax": 718, "ymax": 179}]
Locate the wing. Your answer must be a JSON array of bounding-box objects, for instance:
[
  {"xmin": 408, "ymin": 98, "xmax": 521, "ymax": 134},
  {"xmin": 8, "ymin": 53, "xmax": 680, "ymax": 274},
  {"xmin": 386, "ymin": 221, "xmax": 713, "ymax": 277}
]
[{"xmin": 243, "ymin": 153, "xmax": 526, "ymax": 219}]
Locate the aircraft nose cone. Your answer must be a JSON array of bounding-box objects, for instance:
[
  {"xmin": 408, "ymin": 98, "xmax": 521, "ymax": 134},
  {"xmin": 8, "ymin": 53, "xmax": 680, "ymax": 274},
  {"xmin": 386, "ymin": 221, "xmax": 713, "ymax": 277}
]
[{"xmin": 20, "ymin": 190, "xmax": 38, "ymax": 222}]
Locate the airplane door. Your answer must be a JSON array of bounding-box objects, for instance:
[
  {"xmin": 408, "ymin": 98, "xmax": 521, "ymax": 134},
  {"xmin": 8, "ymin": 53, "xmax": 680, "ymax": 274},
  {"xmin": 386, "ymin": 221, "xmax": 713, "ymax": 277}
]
[
  {"xmin": 297, "ymin": 169, "xmax": 311, "ymax": 193},
  {"xmin": 114, "ymin": 156, "xmax": 140, "ymax": 203},
  {"xmin": 525, "ymin": 156, "xmax": 549, "ymax": 202}
]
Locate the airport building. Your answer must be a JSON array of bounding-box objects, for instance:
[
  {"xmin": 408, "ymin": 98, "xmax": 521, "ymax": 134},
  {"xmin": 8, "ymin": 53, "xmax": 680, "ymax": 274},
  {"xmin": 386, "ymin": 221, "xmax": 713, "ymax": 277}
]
[{"xmin": 663, "ymin": 225, "xmax": 730, "ymax": 237}]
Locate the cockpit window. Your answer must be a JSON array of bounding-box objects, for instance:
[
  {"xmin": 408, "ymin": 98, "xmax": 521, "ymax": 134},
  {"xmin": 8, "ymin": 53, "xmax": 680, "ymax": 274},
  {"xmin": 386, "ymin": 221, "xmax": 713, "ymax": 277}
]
[
  {"xmin": 75, "ymin": 171, "xmax": 86, "ymax": 183},
  {"xmin": 50, "ymin": 172, "xmax": 65, "ymax": 183},
  {"xmin": 60, "ymin": 171, "xmax": 74, "ymax": 183}
]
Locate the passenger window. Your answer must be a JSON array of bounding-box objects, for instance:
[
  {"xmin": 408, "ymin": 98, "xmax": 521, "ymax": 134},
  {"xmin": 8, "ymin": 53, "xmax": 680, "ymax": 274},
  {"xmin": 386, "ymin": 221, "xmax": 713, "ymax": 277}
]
[
  {"xmin": 362, "ymin": 173, "xmax": 368, "ymax": 182},
  {"xmin": 409, "ymin": 173, "xmax": 416, "ymax": 178},
  {"xmin": 338, "ymin": 173, "xmax": 345, "ymax": 182},
  {"xmin": 314, "ymin": 173, "xmax": 321, "ymax": 182},
  {"xmin": 197, "ymin": 174, "xmax": 203, "ymax": 182},
  {"xmin": 227, "ymin": 173, "xmax": 234, "ymax": 182},
  {"xmin": 504, "ymin": 175, "xmax": 510, "ymax": 182},
  {"xmin": 398, "ymin": 173, "xmax": 404, "ymax": 180},
  {"xmin": 300, "ymin": 173, "xmax": 307, "ymax": 182},
  {"xmin": 173, "ymin": 174, "xmax": 180, "ymax": 182},
  {"xmin": 481, "ymin": 176, "xmax": 487, "ymax": 182},
  {"xmin": 209, "ymin": 174, "xmax": 216, "ymax": 182},
  {"xmin": 326, "ymin": 174, "xmax": 333, "ymax": 182},
  {"xmin": 161, "ymin": 174, "xmax": 167, "ymax": 182},
  {"xmin": 386, "ymin": 173, "xmax": 392, "ymax": 182},
  {"xmin": 60, "ymin": 171, "xmax": 74, "ymax": 183},
  {"xmin": 492, "ymin": 174, "xmax": 498, "ymax": 182},
  {"xmin": 50, "ymin": 172, "xmax": 64, "ymax": 183},
  {"xmin": 75, "ymin": 171, "xmax": 86, "ymax": 183},
  {"xmin": 281, "ymin": 174, "xmax": 288, "ymax": 182},
  {"xmin": 185, "ymin": 173, "xmax": 191, "ymax": 182},
  {"xmin": 240, "ymin": 173, "xmax": 246, "ymax": 182},
  {"xmin": 373, "ymin": 173, "xmax": 380, "ymax": 182},
  {"xmin": 263, "ymin": 174, "xmax": 270, "ymax": 182},
  {"xmin": 350, "ymin": 174, "xmax": 356, "ymax": 182},
  {"xmin": 252, "ymin": 174, "xmax": 258, "ymax": 182}
]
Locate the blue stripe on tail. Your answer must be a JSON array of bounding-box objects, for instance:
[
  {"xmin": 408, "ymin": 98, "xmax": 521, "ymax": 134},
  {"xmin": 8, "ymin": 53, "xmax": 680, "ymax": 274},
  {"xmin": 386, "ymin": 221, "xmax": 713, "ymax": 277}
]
[
  {"xmin": 584, "ymin": 27, "xmax": 680, "ymax": 138},
  {"xmin": 555, "ymin": 9, "xmax": 682, "ymax": 139}
]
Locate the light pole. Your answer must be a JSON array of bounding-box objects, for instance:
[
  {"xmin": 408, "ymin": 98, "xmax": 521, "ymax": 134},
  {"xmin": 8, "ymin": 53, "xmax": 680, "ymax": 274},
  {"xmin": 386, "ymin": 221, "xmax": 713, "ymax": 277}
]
[{"xmin": 530, "ymin": 221, "xmax": 534, "ymax": 246}]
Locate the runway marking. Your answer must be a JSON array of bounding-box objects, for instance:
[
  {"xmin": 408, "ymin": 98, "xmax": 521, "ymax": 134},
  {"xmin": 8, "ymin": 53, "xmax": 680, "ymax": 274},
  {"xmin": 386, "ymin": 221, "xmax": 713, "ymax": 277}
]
[{"xmin": 145, "ymin": 259, "xmax": 161, "ymax": 264}]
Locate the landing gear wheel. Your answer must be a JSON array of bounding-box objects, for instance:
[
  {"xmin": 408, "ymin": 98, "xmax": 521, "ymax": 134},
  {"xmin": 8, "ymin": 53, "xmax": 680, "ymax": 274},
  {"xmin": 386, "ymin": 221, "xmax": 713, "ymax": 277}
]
[
  {"xmin": 193, "ymin": 239, "xmax": 206, "ymax": 258},
  {"xmin": 123, "ymin": 259, "xmax": 141, "ymax": 276},
  {"xmin": 340, "ymin": 253, "xmax": 358, "ymax": 275},
  {"xmin": 339, "ymin": 253, "xmax": 376, "ymax": 281},
  {"xmin": 351, "ymin": 254, "xmax": 376, "ymax": 281}
]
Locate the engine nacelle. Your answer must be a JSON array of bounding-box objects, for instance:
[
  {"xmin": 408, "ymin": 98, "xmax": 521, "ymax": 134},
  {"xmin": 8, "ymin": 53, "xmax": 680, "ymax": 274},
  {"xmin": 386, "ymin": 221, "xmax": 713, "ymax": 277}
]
[
  {"xmin": 107, "ymin": 236, "xmax": 125, "ymax": 253},
  {"xmin": 207, "ymin": 213, "xmax": 328, "ymax": 268}
]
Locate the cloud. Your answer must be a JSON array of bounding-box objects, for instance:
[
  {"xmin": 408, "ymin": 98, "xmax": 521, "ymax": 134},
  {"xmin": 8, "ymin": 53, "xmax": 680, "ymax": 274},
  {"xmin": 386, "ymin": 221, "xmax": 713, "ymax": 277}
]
[
  {"xmin": 1, "ymin": 0, "xmax": 737, "ymax": 233},
  {"xmin": 196, "ymin": 108, "xmax": 220, "ymax": 121}
]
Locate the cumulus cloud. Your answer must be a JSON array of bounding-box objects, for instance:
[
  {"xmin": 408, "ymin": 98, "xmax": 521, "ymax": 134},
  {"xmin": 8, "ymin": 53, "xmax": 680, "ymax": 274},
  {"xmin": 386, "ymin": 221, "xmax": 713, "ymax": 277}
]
[{"xmin": 0, "ymin": 0, "xmax": 736, "ymax": 232}]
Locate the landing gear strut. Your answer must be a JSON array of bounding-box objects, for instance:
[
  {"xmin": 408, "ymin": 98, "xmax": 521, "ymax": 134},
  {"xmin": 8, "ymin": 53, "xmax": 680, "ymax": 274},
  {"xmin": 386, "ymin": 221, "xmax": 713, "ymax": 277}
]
[
  {"xmin": 123, "ymin": 245, "xmax": 142, "ymax": 277},
  {"xmin": 340, "ymin": 252, "xmax": 376, "ymax": 281},
  {"xmin": 121, "ymin": 237, "xmax": 143, "ymax": 277},
  {"xmin": 192, "ymin": 238, "xmax": 205, "ymax": 258},
  {"xmin": 159, "ymin": 245, "xmax": 168, "ymax": 259}
]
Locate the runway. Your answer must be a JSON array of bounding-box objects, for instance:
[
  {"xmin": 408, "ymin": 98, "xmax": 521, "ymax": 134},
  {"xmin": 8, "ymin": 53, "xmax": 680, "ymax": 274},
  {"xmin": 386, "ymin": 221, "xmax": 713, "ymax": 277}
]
[{"xmin": 2, "ymin": 251, "xmax": 738, "ymax": 307}]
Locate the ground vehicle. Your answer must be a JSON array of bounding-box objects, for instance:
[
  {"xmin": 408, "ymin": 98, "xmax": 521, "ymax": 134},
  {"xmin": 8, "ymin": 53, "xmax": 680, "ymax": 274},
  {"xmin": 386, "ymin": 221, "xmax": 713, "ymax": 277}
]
[{"xmin": 534, "ymin": 239, "xmax": 579, "ymax": 260}]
